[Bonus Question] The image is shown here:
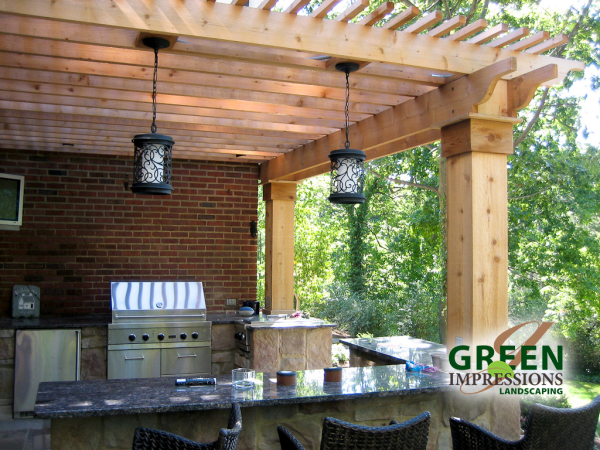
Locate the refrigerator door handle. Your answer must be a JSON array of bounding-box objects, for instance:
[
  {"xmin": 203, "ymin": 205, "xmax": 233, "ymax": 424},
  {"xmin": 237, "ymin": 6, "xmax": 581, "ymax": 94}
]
[{"xmin": 75, "ymin": 329, "xmax": 81, "ymax": 381}]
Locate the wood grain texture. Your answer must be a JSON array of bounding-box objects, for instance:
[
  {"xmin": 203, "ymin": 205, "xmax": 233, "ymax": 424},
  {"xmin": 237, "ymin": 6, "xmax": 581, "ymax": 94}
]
[
  {"xmin": 263, "ymin": 182, "xmax": 297, "ymax": 313},
  {"xmin": 445, "ymin": 150, "xmax": 509, "ymax": 347}
]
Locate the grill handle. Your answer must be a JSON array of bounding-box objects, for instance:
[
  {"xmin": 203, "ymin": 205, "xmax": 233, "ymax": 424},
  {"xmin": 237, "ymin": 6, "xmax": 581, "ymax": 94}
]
[
  {"xmin": 177, "ymin": 353, "xmax": 197, "ymax": 358},
  {"xmin": 124, "ymin": 355, "xmax": 145, "ymax": 361},
  {"xmin": 114, "ymin": 314, "xmax": 205, "ymax": 319}
]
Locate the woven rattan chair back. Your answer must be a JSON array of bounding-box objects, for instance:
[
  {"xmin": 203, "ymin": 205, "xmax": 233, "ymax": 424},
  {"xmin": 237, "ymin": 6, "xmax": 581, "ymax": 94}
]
[
  {"xmin": 277, "ymin": 412, "xmax": 430, "ymax": 450},
  {"xmin": 132, "ymin": 403, "xmax": 242, "ymax": 450},
  {"xmin": 450, "ymin": 394, "xmax": 600, "ymax": 450},
  {"xmin": 320, "ymin": 413, "xmax": 430, "ymax": 450}
]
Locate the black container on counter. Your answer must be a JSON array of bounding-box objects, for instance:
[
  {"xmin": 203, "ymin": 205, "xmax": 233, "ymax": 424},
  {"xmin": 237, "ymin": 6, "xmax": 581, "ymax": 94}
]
[{"xmin": 243, "ymin": 300, "xmax": 260, "ymax": 315}]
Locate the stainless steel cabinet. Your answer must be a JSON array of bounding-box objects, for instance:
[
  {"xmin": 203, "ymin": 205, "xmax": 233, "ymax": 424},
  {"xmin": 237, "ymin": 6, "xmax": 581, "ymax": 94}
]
[
  {"xmin": 14, "ymin": 329, "xmax": 81, "ymax": 418},
  {"xmin": 107, "ymin": 348, "xmax": 161, "ymax": 379}
]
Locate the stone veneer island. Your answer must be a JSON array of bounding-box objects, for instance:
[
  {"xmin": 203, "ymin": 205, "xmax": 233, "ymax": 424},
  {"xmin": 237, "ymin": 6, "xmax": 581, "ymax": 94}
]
[{"xmin": 34, "ymin": 365, "xmax": 520, "ymax": 450}]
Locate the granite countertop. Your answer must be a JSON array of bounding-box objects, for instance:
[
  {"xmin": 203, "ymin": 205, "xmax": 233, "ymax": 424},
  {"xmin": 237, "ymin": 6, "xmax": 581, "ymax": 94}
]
[
  {"xmin": 340, "ymin": 336, "xmax": 447, "ymax": 365},
  {"xmin": 34, "ymin": 365, "xmax": 451, "ymax": 419},
  {"xmin": 0, "ymin": 315, "xmax": 111, "ymax": 330}
]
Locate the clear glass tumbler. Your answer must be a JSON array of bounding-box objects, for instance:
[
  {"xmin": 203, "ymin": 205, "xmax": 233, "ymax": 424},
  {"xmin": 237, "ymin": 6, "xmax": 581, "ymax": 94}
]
[{"xmin": 232, "ymin": 368, "xmax": 255, "ymax": 389}]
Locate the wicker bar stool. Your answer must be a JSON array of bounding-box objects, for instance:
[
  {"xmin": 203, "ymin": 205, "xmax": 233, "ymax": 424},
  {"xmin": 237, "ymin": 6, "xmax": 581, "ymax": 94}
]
[
  {"xmin": 132, "ymin": 403, "xmax": 242, "ymax": 450},
  {"xmin": 278, "ymin": 412, "xmax": 431, "ymax": 450},
  {"xmin": 450, "ymin": 394, "xmax": 600, "ymax": 450}
]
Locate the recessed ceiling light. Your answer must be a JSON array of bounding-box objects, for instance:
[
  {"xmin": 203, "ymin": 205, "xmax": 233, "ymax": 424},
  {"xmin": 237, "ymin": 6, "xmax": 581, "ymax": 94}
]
[
  {"xmin": 431, "ymin": 73, "xmax": 453, "ymax": 78},
  {"xmin": 307, "ymin": 55, "xmax": 332, "ymax": 61},
  {"xmin": 62, "ymin": 143, "xmax": 74, "ymax": 147}
]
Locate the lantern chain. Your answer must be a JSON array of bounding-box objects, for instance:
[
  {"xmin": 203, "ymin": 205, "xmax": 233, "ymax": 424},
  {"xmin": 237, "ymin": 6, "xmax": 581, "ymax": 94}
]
[
  {"xmin": 344, "ymin": 70, "xmax": 350, "ymax": 149},
  {"xmin": 151, "ymin": 46, "xmax": 159, "ymax": 134}
]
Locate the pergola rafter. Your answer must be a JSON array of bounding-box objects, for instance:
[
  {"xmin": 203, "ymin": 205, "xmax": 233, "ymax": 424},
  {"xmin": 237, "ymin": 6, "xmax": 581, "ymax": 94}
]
[{"xmin": 0, "ymin": 0, "xmax": 585, "ymax": 347}]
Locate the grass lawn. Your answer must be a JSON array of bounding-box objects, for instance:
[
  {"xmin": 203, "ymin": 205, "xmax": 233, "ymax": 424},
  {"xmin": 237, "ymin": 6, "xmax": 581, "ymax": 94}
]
[{"xmin": 563, "ymin": 379, "xmax": 600, "ymax": 435}]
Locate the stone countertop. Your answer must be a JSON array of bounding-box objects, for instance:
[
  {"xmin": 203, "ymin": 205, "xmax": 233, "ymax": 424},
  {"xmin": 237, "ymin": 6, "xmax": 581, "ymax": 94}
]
[
  {"xmin": 34, "ymin": 364, "xmax": 450, "ymax": 419},
  {"xmin": 340, "ymin": 336, "xmax": 447, "ymax": 365},
  {"xmin": 209, "ymin": 313, "xmax": 335, "ymax": 329},
  {"xmin": 0, "ymin": 315, "xmax": 111, "ymax": 330}
]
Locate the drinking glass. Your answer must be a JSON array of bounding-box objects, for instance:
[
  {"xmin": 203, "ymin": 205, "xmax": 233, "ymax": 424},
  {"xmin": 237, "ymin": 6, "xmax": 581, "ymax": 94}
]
[{"xmin": 232, "ymin": 368, "xmax": 255, "ymax": 389}]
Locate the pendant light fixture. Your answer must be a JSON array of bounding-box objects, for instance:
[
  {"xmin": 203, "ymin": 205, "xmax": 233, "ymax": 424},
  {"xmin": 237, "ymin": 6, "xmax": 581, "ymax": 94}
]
[
  {"xmin": 328, "ymin": 62, "xmax": 366, "ymax": 205},
  {"xmin": 131, "ymin": 37, "xmax": 174, "ymax": 195}
]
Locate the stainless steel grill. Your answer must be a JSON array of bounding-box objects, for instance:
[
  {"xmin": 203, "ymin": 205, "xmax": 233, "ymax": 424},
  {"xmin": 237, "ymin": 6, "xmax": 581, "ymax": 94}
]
[{"xmin": 107, "ymin": 281, "xmax": 212, "ymax": 379}]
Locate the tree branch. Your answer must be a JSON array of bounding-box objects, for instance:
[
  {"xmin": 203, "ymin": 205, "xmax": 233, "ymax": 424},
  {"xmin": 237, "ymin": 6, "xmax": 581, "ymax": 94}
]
[
  {"xmin": 508, "ymin": 186, "xmax": 550, "ymax": 200},
  {"xmin": 368, "ymin": 168, "xmax": 440, "ymax": 196},
  {"xmin": 514, "ymin": 86, "xmax": 550, "ymax": 148},
  {"xmin": 479, "ymin": 0, "xmax": 490, "ymax": 20}
]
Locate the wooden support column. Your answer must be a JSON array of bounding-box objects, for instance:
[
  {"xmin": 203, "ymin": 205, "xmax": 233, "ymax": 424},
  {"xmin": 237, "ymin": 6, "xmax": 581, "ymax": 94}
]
[
  {"xmin": 263, "ymin": 182, "xmax": 297, "ymax": 315},
  {"xmin": 443, "ymin": 113, "xmax": 518, "ymax": 348}
]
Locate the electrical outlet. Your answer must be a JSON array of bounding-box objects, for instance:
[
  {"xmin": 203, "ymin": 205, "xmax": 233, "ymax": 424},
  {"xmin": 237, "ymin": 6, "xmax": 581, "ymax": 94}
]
[
  {"xmin": 455, "ymin": 337, "xmax": 463, "ymax": 346},
  {"xmin": 226, "ymin": 298, "xmax": 237, "ymax": 306}
]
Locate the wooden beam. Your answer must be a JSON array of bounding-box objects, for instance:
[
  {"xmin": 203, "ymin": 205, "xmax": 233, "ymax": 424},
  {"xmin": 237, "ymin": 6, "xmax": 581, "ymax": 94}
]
[
  {"xmin": 403, "ymin": 11, "xmax": 443, "ymax": 34},
  {"xmin": 0, "ymin": 35, "xmax": 430, "ymax": 98},
  {"xmin": 525, "ymin": 34, "xmax": 569, "ymax": 55},
  {"xmin": 508, "ymin": 64, "xmax": 558, "ymax": 113},
  {"xmin": 0, "ymin": 0, "xmax": 582, "ymax": 79},
  {"xmin": 357, "ymin": 2, "xmax": 395, "ymax": 27},
  {"xmin": 440, "ymin": 118, "xmax": 514, "ymax": 158},
  {"xmin": 256, "ymin": 0, "xmax": 278, "ymax": 10},
  {"xmin": 485, "ymin": 27, "xmax": 529, "ymax": 48},
  {"xmin": 309, "ymin": 0, "xmax": 344, "ymax": 19},
  {"xmin": 465, "ymin": 23, "xmax": 509, "ymax": 45},
  {"xmin": 335, "ymin": 0, "xmax": 370, "ymax": 22},
  {"xmin": 381, "ymin": 5, "xmax": 420, "ymax": 29},
  {"xmin": 260, "ymin": 58, "xmax": 517, "ymax": 183},
  {"xmin": 263, "ymin": 182, "xmax": 297, "ymax": 315},
  {"xmin": 0, "ymin": 52, "xmax": 413, "ymax": 106},
  {"xmin": 0, "ymin": 109, "xmax": 323, "ymax": 141},
  {"xmin": 445, "ymin": 19, "xmax": 487, "ymax": 41},
  {"xmin": 424, "ymin": 15, "xmax": 466, "ymax": 38},
  {"xmin": 283, "ymin": 0, "xmax": 311, "ymax": 14},
  {"xmin": 506, "ymin": 31, "xmax": 549, "ymax": 51}
]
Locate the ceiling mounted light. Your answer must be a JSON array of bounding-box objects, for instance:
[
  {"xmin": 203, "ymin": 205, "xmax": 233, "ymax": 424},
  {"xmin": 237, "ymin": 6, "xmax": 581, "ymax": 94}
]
[
  {"xmin": 131, "ymin": 37, "xmax": 174, "ymax": 195},
  {"xmin": 328, "ymin": 62, "xmax": 366, "ymax": 205}
]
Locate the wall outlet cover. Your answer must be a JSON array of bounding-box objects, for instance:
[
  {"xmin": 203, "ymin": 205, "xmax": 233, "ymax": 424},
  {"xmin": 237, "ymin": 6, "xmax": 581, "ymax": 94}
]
[{"xmin": 226, "ymin": 298, "xmax": 237, "ymax": 306}]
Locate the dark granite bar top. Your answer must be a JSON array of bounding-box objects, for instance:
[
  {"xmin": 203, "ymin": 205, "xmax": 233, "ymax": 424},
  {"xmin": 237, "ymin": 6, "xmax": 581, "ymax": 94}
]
[
  {"xmin": 1, "ymin": 313, "xmax": 333, "ymax": 330},
  {"xmin": 340, "ymin": 336, "xmax": 447, "ymax": 365},
  {"xmin": 0, "ymin": 315, "xmax": 111, "ymax": 330},
  {"xmin": 35, "ymin": 365, "xmax": 451, "ymax": 419}
]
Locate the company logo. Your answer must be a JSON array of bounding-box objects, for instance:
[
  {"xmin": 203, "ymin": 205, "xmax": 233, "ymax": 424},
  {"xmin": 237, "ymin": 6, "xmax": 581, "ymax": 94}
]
[{"xmin": 447, "ymin": 321, "xmax": 563, "ymax": 395}]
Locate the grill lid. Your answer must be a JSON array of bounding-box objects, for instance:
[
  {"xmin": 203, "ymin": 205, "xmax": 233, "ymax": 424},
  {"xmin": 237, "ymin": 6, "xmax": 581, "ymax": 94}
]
[{"xmin": 110, "ymin": 281, "xmax": 206, "ymax": 324}]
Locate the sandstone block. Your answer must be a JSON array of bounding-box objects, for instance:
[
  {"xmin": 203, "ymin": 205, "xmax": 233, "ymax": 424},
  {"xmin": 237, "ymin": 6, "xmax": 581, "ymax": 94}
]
[
  {"xmin": 52, "ymin": 416, "xmax": 102, "ymax": 450},
  {"xmin": 211, "ymin": 325, "xmax": 236, "ymax": 351},
  {"xmin": 82, "ymin": 327, "xmax": 107, "ymax": 337},
  {"xmin": 280, "ymin": 356, "xmax": 306, "ymax": 371},
  {"xmin": 0, "ymin": 338, "xmax": 15, "ymax": 361},
  {"xmin": 211, "ymin": 350, "xmax": 234, "ymax": 363},
  {"xmin": 280, "ymin": 329, "xmax": 306, "ymax": 356},
  {"xmin": 490, "ymin": 395, "xmax": 521, "ymax": 440},
  {"xmin": 81, "ymin": 348, "xmax": 107, "ymax": 380},
  {"xmin": 0, "ymin": 365, "xmax": 14, "ymax": 401},
  {"xmin": 252, "ymin": 329, "xmax": 279, "ymax": 373},
  {"xmin": 306, "ymin": 328, "xmax": 332, "ymax": 370},
  {"xmin": 82, "ymin": 335, "xmax": 107, "ymax": 349}
]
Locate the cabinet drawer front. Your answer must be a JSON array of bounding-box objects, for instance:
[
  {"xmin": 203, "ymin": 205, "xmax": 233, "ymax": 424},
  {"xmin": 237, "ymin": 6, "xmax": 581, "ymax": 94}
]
[
  {"xmin": 161, "ymin": 347, "xmax": 211, "ymax": 376},
  {"xmin": 108, "ymin": 349, "xmax": 160, "ymax": 379}
]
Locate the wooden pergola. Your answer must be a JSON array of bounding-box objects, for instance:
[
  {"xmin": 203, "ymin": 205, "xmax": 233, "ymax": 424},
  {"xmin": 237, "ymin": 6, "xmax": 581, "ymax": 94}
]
[{"xmin": 0, "ymin": 0, "xmax": 584, "ymax": 346}]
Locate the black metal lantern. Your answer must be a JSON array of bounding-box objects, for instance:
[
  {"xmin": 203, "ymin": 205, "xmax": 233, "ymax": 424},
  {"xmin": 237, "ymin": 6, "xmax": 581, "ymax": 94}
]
[
  {"xmin": 131, "ymin": 37, "xmax": 174, "ymax": 195},
  {"xmin": 328, "ymin": 63, "xmax": 366, "ymax": 205}
]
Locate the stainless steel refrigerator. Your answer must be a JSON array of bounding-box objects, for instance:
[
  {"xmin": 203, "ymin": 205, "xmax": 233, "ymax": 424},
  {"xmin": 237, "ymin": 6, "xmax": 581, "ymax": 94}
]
[{"xmin": 13, "ymin": 329, "xmax": 81, "ymax": 418}]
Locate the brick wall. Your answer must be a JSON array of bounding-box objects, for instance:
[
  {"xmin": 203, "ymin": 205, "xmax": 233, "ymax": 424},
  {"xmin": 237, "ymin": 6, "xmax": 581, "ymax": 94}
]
[{"xmin": 0, "ymin": 149, "xmax": 259, "ymax": 317}]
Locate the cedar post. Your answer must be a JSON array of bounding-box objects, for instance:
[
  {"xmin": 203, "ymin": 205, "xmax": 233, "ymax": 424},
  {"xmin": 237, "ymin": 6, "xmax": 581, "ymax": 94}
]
[
  {"xmin": 442, "ymin": 101, "xmax": 516, "ymax": 348},
  {"xmin": 263, "ymin": 182, "xmax": 297, "ymax": 315}
]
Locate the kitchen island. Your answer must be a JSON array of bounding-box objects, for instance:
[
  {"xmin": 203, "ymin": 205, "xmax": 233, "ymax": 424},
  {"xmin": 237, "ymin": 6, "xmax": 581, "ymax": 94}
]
[
  {"xmin": 340, "ymin": 336, "xmax": 447, "ymax": 367},
  {"xmin": 33, "ymin": 364, "xmax": 520, "ymax": 450}
]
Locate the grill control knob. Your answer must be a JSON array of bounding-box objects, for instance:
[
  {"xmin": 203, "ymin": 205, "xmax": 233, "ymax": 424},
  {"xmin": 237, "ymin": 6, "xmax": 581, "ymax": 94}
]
[
  {"xmin": 191, "ymin": 332, "xmax": 199, "ymax": 339},
  {"xmin": 157, "ymin": 333, "xmax": 165, "ymax": 341},
  {"xmin": 180, "ymin": 333, "xmax": 187, "ymax": 340},
  {"xmin": 142, "ymin": 334, "xmax": 150, "ymax": 341},
  {"xmin": 128, "ymin": 334, "xmax": 136, "ymax": 342},
  {"xmin": 234, "ymin": 332, "xmax": 245, "ymax": 341}
]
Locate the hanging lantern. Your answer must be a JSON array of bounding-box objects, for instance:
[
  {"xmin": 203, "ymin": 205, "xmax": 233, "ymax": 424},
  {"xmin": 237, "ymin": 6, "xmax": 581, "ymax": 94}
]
[
  {"xmin": 131, "ymin": 37, "xmax": 174, "ymax": 195},
  {"xmin": 328, "ymin": 63, "xmax": 366, "ymax": 205}
]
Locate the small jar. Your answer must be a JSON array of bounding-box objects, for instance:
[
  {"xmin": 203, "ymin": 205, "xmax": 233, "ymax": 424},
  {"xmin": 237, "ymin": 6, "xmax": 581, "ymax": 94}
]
[
  {"xmin": 277, "ymin": 371, "xmax": 297, "ymax": 386},
  {"xmin": 324, "ymin": 367, "xmax": 342, "ymax": 382}
]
